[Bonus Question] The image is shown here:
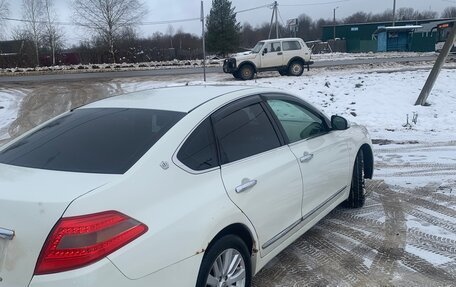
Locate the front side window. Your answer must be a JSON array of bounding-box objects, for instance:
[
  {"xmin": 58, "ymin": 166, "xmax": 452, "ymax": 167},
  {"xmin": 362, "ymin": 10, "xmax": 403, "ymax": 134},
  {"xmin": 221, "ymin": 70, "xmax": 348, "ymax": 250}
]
[
  {"xmin": 213, "ymin": 103, "xmax": 281, "ymax": 164},
  {"xmin": 177, "ymin": 118, "xmax": 218, "ymax": 171},
  {"xmin": 267, "ymin": 100, "xmax": 326, "ymax": 143},
  {"xmin": 252, "ymin": 42, "xmax": 265, "ymax": 53},
  {"xmin": 266, "ymin": 42, "xmax": 281, "ymax": 53},
  {"xmin": 0, "ymin": 108, "xmax": 185, "ymax": 174},
  {"xmin": 282, "ymin": 41, "xmax": 302, "ymax": 51}
]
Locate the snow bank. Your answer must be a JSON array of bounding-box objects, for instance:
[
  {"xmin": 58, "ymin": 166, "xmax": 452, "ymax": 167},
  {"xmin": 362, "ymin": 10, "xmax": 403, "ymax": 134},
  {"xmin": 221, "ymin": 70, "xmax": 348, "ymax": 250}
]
[{"xmin": 0, "ymin": 90, "xmax": 27, "ymax": 141}]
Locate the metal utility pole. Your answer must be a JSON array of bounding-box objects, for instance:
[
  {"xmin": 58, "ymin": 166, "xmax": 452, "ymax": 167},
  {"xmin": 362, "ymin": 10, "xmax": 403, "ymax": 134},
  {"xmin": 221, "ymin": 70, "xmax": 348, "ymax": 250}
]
[
  {"xmin": 333, "ymin": 7, "xmax": 339, "ymax": 40},
  {"xmin": 201, "ymin": 0, "xmax": 206, "ymax": 82},
  {"xmin": 392, "ymin": 0, "xmax": 396, "ymax": 26},
  {"xmin": 415, "ymin": 23, "xmax": 456, "ymax": 106},
  {"xmin": 268, "ymin": 1, "xmax": 279, "ymax": 39}
]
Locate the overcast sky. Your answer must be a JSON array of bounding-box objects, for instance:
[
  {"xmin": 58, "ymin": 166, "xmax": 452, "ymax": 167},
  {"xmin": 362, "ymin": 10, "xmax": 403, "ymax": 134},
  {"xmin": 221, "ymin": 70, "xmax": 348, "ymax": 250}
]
[{"xmin": 4, "ymin": 0, "xmax": 455, "ymax": 45}]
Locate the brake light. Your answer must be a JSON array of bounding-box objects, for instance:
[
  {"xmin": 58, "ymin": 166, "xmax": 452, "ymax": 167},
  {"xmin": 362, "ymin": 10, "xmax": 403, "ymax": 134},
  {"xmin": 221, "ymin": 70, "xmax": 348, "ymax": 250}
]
[{"xmin": 34, "ymin": 211, "xmax": 148, "ymax": 275}]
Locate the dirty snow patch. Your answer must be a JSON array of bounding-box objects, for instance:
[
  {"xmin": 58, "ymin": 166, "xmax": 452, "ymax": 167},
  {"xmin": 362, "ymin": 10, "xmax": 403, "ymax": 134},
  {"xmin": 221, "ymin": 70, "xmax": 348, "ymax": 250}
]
[{"xmin": 405, "ymin": 244, "xmax": 452, "ymax": 266}]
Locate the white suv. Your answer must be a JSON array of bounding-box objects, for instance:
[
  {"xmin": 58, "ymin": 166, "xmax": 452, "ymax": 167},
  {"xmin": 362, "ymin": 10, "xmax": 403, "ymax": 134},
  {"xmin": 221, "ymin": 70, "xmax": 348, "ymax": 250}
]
[{"xmin": 223, "ymin": 38, "xmax": 313, "ymax": 80}]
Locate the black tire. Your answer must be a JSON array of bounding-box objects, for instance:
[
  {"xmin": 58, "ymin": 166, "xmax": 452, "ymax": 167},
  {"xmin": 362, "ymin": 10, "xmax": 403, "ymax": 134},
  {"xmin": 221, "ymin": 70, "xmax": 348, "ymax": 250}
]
[
  {"xmin": 288, "ymin": 61, "xmax": 304, "ymax": 77},
  {"xmin": 233, "ymin": 71, "xmax": 241, "ymax": 79},
  {"xmin": 345, "ymin": 150, "xmax": 366, "ymax": 208},
  {"xmin": 239, "ymin": 65, "xmax": 254, "ymax": 81},
  {"xmin": 196, "ymin": 235, "xmax": 252, "ymax": 287},
  {"xmin": 278, "ymin": 69, "xmax": 288, "ymax": 76}
]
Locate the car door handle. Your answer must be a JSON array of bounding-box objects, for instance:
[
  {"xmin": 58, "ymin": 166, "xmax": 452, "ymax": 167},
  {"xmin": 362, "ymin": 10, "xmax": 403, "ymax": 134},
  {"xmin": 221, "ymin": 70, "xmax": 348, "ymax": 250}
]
[
  {"xmin": 235, "ymin": 179, "xmax": 258, "ymax": 193},
  {"xmin": 277, "ymin": 52, "xmax": 283, "ymax": 55},
  {"xmin": 300, "ymin": 152, "xmax": 314, "ymax": 163},
  {"xmin": 0, "ymin": 227, "xmax": 14, "ymax": 240}
]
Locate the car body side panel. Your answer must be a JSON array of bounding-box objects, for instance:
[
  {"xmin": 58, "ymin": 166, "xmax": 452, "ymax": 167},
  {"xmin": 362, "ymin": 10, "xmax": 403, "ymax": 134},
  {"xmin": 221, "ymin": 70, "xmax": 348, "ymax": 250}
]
[
  {"xmin": 288, "ymin": 131, "xmax": 350, "ymax": 217},
  {"xmin": 29, "ymin": 254, "xmax": 203, "ymax": 287},
  {"xmin": 253, "ymin": 187, "xmax": 347, "ymax": 274},
  {"xmin": 62, "ymin": 163, "xmax": 248, "ymax": 280},
  {"xmin": 220, "ymin": 146, "xmax": 303, "ymax": 257},
  {"xmin": 260, "ymin": 51, "xmax": 284, "ymax": 68}
]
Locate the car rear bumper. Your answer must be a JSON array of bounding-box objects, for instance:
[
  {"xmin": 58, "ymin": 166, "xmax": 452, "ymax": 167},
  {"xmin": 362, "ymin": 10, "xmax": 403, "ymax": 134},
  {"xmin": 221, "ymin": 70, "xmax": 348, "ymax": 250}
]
[
  {"xmin": 223, "ymin": 58, "xmax": 238, "ymax": 73},
  {"xmin": 29, "ymin": 254, "xmax": 203, "ymax": 287}
]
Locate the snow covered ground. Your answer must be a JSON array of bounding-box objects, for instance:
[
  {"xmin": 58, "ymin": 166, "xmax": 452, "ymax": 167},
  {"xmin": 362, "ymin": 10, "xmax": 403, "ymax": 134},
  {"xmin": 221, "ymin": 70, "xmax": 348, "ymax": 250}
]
[
  {"xmin": 311, "ymin": 51, "xmax": 436, "ymax": 61},
  {"xmin": 0, "ymin": 89, "xmax": 27, "ymax": 141}
]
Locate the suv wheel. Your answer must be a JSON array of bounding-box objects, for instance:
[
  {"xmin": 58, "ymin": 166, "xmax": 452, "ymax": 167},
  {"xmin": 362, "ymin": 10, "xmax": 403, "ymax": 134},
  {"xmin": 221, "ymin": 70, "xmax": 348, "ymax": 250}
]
[
  {"xmin": 239, "ymin": 65, "xmax": 254, "ymax": 81},
  {"xmin": 233, "ymin": 71, "xmax": 241, "ymax": 79},
  {"xmin": 288, "ymin": 61, "xmax": 304, "ymax": 77}
]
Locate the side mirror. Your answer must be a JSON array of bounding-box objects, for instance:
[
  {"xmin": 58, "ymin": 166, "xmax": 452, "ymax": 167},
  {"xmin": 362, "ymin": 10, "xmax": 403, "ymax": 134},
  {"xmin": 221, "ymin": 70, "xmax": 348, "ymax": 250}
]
[
  {"xmin": 331, "ymin": 115, "xmax": 350, "ymax": 130},
  {"xmin": 262, "ymin": 48, "xmax": 267, "ymax": 55}
]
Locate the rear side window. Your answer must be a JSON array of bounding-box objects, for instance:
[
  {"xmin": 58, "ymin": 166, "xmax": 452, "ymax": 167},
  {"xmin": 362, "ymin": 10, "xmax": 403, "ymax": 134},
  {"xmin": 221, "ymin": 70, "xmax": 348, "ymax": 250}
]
[
  {"xmin": 0, "ymin": 108, "xmax": 185, "ymax": 174},
  {"xmin": 177, "ymin": 118, "xmax": 219, "ymax": 171},
  {"xmin": 282, "ymin": 41, "xmax": 302, "ymax": 51},
  {"xmin": 213, "ymin": 103, "xmax": 281, "ymax": 164}
]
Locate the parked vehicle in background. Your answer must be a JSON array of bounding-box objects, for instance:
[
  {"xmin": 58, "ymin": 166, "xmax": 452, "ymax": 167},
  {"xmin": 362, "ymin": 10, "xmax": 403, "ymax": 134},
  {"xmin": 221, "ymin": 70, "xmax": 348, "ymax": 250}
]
[
  {"xmin": 223, "ymin": 38, "xmax": 314, "ymax": 80},
  {"xmin": 435, "ymin": 22, "xmax": 456, "ymax": 53},
  {"xmin": 0, "ymin": 86, "xmax": 373, "ymax": 287}
]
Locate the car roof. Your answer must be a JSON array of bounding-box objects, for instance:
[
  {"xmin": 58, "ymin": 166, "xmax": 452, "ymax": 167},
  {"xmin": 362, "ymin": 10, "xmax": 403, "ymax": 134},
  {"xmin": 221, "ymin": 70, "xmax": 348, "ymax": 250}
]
[
  {"xmin": 81, "ymin": 85, "xmax": 257, "ymax": 113},
  {"xmin": 260, "ymin": 38, "xmax": 303, "ymax": 43}
]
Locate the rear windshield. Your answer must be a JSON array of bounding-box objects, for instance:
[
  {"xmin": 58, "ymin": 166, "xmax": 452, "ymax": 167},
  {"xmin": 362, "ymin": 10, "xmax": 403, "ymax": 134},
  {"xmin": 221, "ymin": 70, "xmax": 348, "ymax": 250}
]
[{"xmin": 0, "ymin": 108, "xmax": 185, "ymax": 174}]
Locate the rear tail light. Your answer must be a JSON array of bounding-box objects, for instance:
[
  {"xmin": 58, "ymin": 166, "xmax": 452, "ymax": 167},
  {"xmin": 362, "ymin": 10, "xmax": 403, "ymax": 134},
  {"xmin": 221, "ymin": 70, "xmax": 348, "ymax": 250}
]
[{"xmin": 34, "ymin": 211, "xmax": 148, "ymax": 275}]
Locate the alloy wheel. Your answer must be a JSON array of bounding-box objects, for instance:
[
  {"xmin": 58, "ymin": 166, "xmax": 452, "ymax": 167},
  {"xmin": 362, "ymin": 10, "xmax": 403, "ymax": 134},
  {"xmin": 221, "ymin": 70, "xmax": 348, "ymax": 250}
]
[{"xmin": 205, "ymin": 248, "xmax": 246, "ymax": 287}]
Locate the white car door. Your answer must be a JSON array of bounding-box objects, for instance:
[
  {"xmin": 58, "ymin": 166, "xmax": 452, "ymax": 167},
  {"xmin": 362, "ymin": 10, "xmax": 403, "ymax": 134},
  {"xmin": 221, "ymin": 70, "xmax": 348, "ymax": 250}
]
[
  {"xmin": 212, "ymin": 96, "xmax": 303, "ymax": 255},
  {"xmin": 265, "ymin": 96, "xmax": 350, "ymax": 219},
  {"xmin": 260, "ymin": 41, "xmax": 284, "ymax": 68}
]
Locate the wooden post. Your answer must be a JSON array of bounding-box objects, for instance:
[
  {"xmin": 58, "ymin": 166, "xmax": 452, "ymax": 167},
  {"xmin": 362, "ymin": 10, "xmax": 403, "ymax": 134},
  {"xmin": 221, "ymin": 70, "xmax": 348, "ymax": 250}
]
[{"xmin": 415, "ymin": 23, "xmax": 456, "ymax": 106}]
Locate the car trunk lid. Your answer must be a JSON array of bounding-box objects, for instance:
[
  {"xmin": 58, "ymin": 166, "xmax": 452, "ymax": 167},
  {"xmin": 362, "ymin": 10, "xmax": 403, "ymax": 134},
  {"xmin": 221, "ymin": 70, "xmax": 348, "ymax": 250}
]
[{"xmin": 0, "ymin": 163, "xmax": 117, "ymax": 287}]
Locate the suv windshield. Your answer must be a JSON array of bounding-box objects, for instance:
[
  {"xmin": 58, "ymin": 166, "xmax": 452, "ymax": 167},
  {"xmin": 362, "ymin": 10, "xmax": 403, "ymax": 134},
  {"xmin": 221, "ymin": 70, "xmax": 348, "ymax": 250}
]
[
  {"xmin": 251, "ymin": 42, "xmax": 265, "ymax": 53},
  {"xmin": 0, "ymin": 108, "xmax": 185, "ymax": 174}
]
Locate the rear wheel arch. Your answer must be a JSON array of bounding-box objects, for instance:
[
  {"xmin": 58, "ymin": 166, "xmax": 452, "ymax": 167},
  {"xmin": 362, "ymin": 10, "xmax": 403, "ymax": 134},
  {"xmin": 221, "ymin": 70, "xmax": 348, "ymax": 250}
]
[
  {"xmin": 206, "ymin": 223, "xmax": 256, "ymax": 256},
  {"xmin": 287, "ymin": 56, "xmax": 305, "ymax": 67}
]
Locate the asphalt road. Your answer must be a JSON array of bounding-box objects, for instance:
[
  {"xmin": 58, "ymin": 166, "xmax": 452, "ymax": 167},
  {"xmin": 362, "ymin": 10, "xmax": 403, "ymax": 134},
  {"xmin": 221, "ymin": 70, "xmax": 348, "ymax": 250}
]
[{"xmin": 0, "ymin": 55, "xmax": 440, "ymax": 83}]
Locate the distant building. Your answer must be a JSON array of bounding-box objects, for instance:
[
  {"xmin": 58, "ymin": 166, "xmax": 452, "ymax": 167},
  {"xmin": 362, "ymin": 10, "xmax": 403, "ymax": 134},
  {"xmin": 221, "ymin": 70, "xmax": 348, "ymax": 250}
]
[
  {"xmin": 0, "ymin": 40, "xmax": 26, "ymax": 68},
  {"xmin": 322, "ymin": 18, "xmax": 454, "ymax": 53}
]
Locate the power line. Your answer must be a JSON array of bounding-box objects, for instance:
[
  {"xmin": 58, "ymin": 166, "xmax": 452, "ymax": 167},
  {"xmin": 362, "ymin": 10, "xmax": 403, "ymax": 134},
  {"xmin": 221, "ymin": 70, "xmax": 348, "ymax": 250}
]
[
  {"xmin": 235, "ymin": 3, "xmax": 274, "ymax": 14},
  {"xmin": 140, "ymin": 18, "xmax": 200, "ymax": 25},
  {"xmin": 0, "ymin": 17, "xmax": 75, "ymax": 26},
  {"xmin": 0, "ymin": 17, "xmax": 201, "ymax": 27},
  {"xmin": 281, "ymin": 0, "xmax": 350, "ymax": 7}
]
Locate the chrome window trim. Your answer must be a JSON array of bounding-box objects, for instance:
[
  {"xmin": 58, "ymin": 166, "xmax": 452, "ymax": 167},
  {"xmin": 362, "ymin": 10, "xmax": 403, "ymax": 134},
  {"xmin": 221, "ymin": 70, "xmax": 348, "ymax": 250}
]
[{"xmin": 172, "ymin": 93, "xmax": 266, "ymax": 175}]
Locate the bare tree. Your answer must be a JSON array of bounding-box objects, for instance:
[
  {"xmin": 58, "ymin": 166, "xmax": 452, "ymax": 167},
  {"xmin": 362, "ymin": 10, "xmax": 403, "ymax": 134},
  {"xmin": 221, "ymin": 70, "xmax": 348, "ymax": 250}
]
[
  {"xmin": 43, "ymin": 0, "xmax": 62, "ymax": 66},
  {"xmin": 22, "ymin": 0, "xmax": 44, "ymax": 66},
  {"xmin": 0, "ymin": 0, "xmax": 10, "ymax": 39},
  {"xmin": 166, "ymin": 24, "xmax": 174, "ymax": 48},
  {"xmin": 72, "ymin": 0, "xmax": 147, "ymax": 63},
  {"xmin": 442, "ymin": 7, "xmax": 456, "ymax": 19},
  {"xmin": 344, "ymin": 11, "xmax": 372, "ymax": 24}
]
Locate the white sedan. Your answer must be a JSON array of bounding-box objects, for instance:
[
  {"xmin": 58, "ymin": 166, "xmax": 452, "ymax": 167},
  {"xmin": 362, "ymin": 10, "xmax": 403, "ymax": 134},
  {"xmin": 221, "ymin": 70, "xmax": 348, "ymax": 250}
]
[{"xmin": 0, "ymin": 86, "xmax": 373, "ymax": 287}]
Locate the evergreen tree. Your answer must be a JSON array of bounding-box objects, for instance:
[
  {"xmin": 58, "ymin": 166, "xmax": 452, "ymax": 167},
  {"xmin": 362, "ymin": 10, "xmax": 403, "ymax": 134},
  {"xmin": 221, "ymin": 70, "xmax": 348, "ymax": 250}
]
[{"xmin": 206, "ymin": 0, "xmax": 241, "ymax": 56}]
